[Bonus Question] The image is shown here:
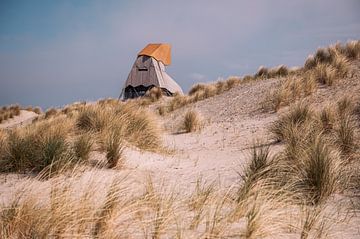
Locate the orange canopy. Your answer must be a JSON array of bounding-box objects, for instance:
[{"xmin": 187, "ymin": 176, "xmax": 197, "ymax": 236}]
[{"xmin": 138, "ymin": 43, "xmax": 171, "ymax": 65}]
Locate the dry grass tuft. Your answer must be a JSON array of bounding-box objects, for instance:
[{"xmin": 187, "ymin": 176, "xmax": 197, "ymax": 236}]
[
  {"xmin": 145, "ymin": 87, "xmax": 163, "ymax": 102},
  {"xmin": 255, "ymin": 66, "xmax": 269, "ymax": 78},
  {"xmin": 103, "ymin": 129, "xmax": 125, "ymax": 169},
  {"xmin": 294, "ymin": 134, "xmax": 343, "ymax": 205},
  {"xmin": 45, "ymin": 108, "xmax": 58, "ymax": 119},
  {"xmin": 304, "ymin": 55, "xmax": 317, "ymax": 70},
  {"xmin": 319, "ymin": 105, "xmax": 335, "ymax": 132},
  {"xmin": 73, "ymin": 133, "xmax": 93, "ymax": 161},
  {"xmin": 182, "ymin": 110, "xmax": 203, "ymax": 133},
  {"xmin": 76, "ymin": 106, "xmax": 109, "ymax": 132},
  {"xmin": 270, "ymin": 102, "xmax": 314, "ymax": 142},
  {"xmin": 314, "ymin": 48, "xmax": 333, "ymax": 64},
  {"xmin": 335, "ymin": 115, "xmax": 356, "ymax": 156},
  {"xmin": 337, "ymin": 95, "xmax": 354, "ymax": 117},
  {"xmin": 311, "ymin": 64, "xmax": 337, "ymax": 86},
  {"xmin": 1, "ymin": 118, "xmax": 74, "ymax": 173}
]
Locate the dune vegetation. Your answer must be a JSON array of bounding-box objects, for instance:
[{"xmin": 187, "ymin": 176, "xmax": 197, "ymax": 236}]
[{"xmin": 0, "ymin": 40, "xmax": 359, "ymax": 238}]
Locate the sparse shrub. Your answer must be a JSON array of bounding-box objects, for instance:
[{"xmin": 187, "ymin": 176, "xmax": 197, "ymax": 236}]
[
  {"xmin": 0, "ymin": 115, "xmax": 3, "ymax": 123},
  {"xmin": 9, "ymin": 112, "xmax": 14, "ymax": 119},
  {"xmin": 73, "ymin": 134, "xmax": 93, "ymax": 161},
  {"xmin": 182, "ymin": 110, "xmax": 202, "ymax": 133}
]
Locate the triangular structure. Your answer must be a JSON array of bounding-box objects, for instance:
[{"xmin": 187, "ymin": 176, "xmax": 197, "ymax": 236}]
[{"xmin": 120, "ymin": 43, "xmax": 183, "ymax": 99}]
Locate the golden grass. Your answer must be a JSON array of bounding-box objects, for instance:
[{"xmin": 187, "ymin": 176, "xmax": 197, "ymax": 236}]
[
  {"xmin": 0, "ymin": 100, "xmax": 163, "ymax": 174},
  {"xmin": 311, "ymin": 64, "xmax": 337, "ymax": 86},
  {"xmin": 181, "ymin": 110, "xmax": 203, "ymax": 133},
  {"xmin": 145, "ymin": 87, "xmax": 163, "ymax": 102}
]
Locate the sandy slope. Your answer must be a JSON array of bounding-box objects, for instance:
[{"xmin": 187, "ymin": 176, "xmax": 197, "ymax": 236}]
[{"xmin": 0, "ymin": 110, "xmax": 38, "ymax": 129}]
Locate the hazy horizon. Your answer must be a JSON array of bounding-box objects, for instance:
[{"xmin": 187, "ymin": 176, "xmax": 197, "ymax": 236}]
[{"xmin": 1, "ymin": 0, "xmax": 360, "ymax": 109}]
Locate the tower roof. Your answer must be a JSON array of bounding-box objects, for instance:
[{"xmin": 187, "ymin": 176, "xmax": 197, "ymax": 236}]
[{"xmin": 138, "ymin": 43, "xmax": 171, "ymax": 65}]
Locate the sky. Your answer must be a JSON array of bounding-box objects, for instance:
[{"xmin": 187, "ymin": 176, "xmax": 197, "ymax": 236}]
[{"xmin": 0, "ymin": 0, "xmax": 359, "ymax": 109}]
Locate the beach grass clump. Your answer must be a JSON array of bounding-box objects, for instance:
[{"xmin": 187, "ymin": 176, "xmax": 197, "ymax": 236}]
[
  {"xmin": 255, "ymin": 66, "xmax": 269, "ymax": 79},
  {"xmin": 270, "ymin": 102, "xmax": 314, "ymax": 142},
  {"xmin": 182, "ymin": 110, "xmax": 203, "ymax": 133},
  {"xmin": 1, "ymin": 118, "xmax": 74, "ymax": 173},
  {"xmin": 73, "ymin": 133, "xmax": 93, "ymax": 162},
  {"xmin": 293, "ymin": 134, "xmax": 342, "ymax": 205},
  {"xmin": 103, "ymin": 129, "xmax": 124, "ymax": 168},
  {"xmin": 319, "ymin": 105, "xmax": 336, "ymax": 132},
  {"xmin": 145, "ymin": 87, "xmax": 163, "ymax": 102},
  {"xmin": 76, "ymin": 105, "xmax": 110, "ymax": 132},
  {"xmin": 335, "ymin": 115, "xmax": 356, "ymax": 156},
  {"xmin": 311, "ymin": 64, "xmax": 337, "ymax": 86}
]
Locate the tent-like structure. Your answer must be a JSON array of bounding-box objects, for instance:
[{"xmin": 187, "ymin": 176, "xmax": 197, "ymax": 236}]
[{"xmin": 120, "ymin": 43, "xmax": 183, "ymax": 99}]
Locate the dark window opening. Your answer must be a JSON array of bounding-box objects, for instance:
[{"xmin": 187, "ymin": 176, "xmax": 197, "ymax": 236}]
[{"xmin": 138, "ymin": 68, "xmax": 148, "ymax": 71}]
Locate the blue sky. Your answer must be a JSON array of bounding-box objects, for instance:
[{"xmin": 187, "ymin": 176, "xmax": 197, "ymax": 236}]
[{"xmin": 0, "ymin": 0, "xmax": 359, "ymax": 109}]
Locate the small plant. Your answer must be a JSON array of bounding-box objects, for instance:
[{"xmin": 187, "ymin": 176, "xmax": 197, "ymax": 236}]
[
  {"xmin": 319, "ymin": 106, "xmax": 335, "ymax": 132},
  {"xmin": 270, "ymin": 102, "xmax": 314, "ymax": 142},
  {"xmin": 337, "ymin": 96, "xmax": 353, "ymax": 116},
  {"xmin": 297, "ymin": 134, "xmax": 341, "ymax": 205},
  {"xmin": 311, "ymin": 64, "xmax": 337, "ymax": 86},
  {"xmin": 182, "ymin": 110, "xmax": 202, "ymax": 133},
  {"xmin": 45, "ymin": 108, "xmax": 58, "ymax": 118},
  {"xmin": 33, "ymin": 107, "xmax": 42, "ymax": 114},
  {"xmin": 314, "ymin": 48, "xmax": 333, "ymax": 64},
  {"xmin": 332, "ymin": 54, "xmax": 350, "ymax": 77},
  {"xmin": 236, "ymin": 146, "xmax": 272, "ymax": 203},
  {"xmin": 255, "ymin": 66, "xmax": 269, "ymax": 78},
  {"xmin": 104, "ymin": 130, "xmax": 124, "ymax": 168},
  {"xmin": 335, "ymin": 115, "xmax": 356, "ymax": 156},
  {"xmin": 343, "ymin": 40, "xmax": 360, "ymax": 59},
  {"xmin": 225, "ymin": 77, "xmax": 241, "ymax": 90},
  {"xmin": 73, "ymin": 134, "xmax": 93, "ymax": 161},
  {"xmin": 189, "ymin": 84, "xmax": 207, "ymax": 96},
  {"xmin": 76, "ymin": 106, "xmax": 108, "ymax": 132},
  {"xmin": 146, "ymin": 87, "xmax": 163, "ymax": 102},
  {"xmin": 304, "ymin": 55, "xmax": 317, "ymax": 70}
]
